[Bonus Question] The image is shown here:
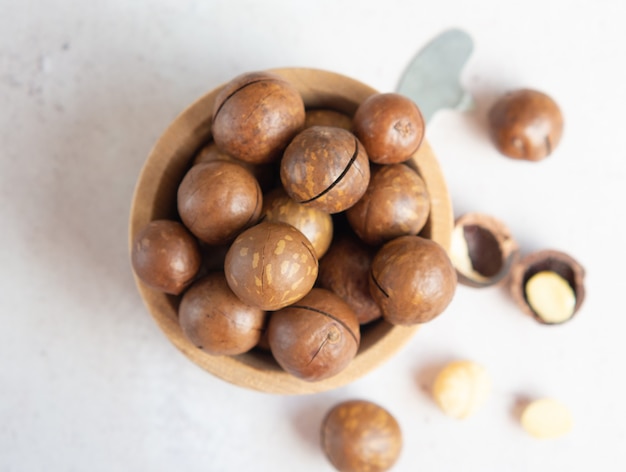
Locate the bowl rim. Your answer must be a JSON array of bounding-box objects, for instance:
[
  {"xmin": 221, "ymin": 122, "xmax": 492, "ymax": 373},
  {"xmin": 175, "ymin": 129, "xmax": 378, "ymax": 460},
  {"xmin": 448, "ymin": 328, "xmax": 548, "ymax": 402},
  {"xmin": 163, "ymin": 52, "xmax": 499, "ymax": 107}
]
[{"xmin": 129, "ymin": 67, "xmax": 453, "ymax": 395}]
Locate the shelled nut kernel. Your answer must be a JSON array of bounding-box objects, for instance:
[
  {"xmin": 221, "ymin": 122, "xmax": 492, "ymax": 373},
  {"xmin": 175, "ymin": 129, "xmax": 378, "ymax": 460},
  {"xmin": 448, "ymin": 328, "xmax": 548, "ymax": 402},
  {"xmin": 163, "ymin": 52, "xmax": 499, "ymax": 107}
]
[
  {"xmin": 525, "ymin": 271, "xmax": 576, "ymax": 323},
  {"xmin": 321, "ymin": 400, "xmax": 402, "ymax": 472},
  {"xmin": 520, "ymin": 398, "xmax": 573, "ymax": 439},
  {"xmin": 432, "ymin": 360, "xmax": 491, "ymax": 419},
  {"xmin": 510, "ymin": 249, "xmax": 585, "ymax": 325}
]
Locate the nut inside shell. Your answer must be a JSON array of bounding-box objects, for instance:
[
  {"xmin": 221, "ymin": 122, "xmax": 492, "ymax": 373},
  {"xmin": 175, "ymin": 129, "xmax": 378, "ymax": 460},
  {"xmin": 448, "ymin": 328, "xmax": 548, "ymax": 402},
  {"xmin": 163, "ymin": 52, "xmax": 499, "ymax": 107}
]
[
  {"xmin": 449, "ymin": 213, "xmax": 519, "ymax": 288},
  {"xmin": 321, "ymin": 399, "xmax": 402, "ymax": 472},
  {"xmin": 280, "ymin": 126, "xmax": 370, "ymax": 214},
  {"xmin": 267, "ymin": 288, "xmax": 360, "ymax": 382},
  {"xmin": 488, "ymin": 88, "xmax": 563, "ymax": 161},
  {"xmin": 509, "ymin": 249, "xmax": 585, "ymax": 324}
]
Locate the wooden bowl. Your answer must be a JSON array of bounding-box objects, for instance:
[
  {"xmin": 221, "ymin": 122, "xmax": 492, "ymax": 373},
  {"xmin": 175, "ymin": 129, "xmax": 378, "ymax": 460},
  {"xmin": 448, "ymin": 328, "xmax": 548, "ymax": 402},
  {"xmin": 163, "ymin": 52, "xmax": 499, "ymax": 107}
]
[{"xmin": 129, "ymin": 68, "xmax": 453, "ymax": 394}]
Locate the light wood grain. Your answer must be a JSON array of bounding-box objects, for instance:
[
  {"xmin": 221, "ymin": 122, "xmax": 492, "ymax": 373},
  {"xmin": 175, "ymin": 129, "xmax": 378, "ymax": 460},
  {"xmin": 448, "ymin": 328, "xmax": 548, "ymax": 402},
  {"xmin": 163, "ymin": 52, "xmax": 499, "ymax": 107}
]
[{"xmin": 128, "ymin": 68, "xmax": 453, "ymax": 395}]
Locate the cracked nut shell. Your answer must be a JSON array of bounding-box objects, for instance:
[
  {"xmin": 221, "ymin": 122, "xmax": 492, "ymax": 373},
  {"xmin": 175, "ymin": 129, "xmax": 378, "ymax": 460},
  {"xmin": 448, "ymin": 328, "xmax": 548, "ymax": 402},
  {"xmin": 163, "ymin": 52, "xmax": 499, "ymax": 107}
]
[
  {"xmin": 262, "ymin": 187, "xmax": 333, "ymax": 259},
  {"xmin": 488, "ymin": 89, "xmax": 563, "ymax": 161},
  {"xmin": 267, "ymin": 288, "xmax": 360, "ymax": 381},
  {"xmin": 353, "ymin": 92, "xmax": 424, "ymax": 164},
  {"xmin": 318, "ymin": 233, "xmax": 382, "ymax": 325},
  {"xmin": 321, "ymin": 399, "xmax": 402, "ymax": 472},
  {"xmin": 280, "ymin": 126, "xmax": 370, "ymax": 214},
  {"xmin": 346, "ymin": 163, "xmax": 430, "ymax": 246},
  {"xmin": 510, "ymin": 249, "xmax": 585, "ymax": 325},
  {"xmin": 177, "ymin": 161, "xmax": 262, "ymax": 245},
  {"xmin": 224, "ymin": 221, "xmax": 318, "ymax": 311},
  {"xmin": 449, "ymin": 212, "xmax": 519, "ymax": 288},
  {"xmin": 131, "ymin": 219, "xmax": 202, "ymax": 295},
  {"xmin": 369, "ymin": 235, "xmax": 457, "ymax": 325},
  {"xmin": 212, "ymin": 71, "xmax": 305, "ymax": 164},
  {"xmin": 178, "ymin": 273, "xmax": 267, "ymax": 355}
]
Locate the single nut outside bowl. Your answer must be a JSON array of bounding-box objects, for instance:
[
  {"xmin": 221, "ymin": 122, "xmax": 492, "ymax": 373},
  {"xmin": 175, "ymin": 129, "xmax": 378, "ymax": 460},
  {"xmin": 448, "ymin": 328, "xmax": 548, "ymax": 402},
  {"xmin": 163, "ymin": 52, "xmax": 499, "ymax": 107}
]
[{"xmin": 128, "ymin": 68, "xmax": 453, "ymax": 395}]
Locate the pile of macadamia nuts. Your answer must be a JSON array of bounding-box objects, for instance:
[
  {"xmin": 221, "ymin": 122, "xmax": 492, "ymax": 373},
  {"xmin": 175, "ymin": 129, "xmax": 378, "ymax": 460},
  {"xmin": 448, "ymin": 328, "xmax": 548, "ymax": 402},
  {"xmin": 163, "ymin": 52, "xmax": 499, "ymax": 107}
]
[{"xmin": 131, "ymin": 71, "xmax": 457, "ymax": 383}]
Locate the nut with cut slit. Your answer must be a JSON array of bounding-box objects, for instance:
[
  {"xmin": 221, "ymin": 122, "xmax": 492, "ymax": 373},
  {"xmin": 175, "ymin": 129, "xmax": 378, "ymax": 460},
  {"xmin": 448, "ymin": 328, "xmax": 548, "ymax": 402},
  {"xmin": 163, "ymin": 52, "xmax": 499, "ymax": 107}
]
[
  {"xmin": 510, "ymin": 249, "xmax": 585, "ymax": 325},
  {"xmin": 267, "ymin": 288, "xmax": 360, "ymax": 381},
  {"xmin": 280, "ymin": 126, "xmax": 370, "ymax": 214},
  {"xmin": 369, "ymin": 235, "xmax": 457, "ymax": 325},
  {"xmin": 449, "ymin": 212, "xmax": 519, "ymax": 288},
  {"xmin": 211, "ymin": 71, "xmax": 305, "ymax": 164}
]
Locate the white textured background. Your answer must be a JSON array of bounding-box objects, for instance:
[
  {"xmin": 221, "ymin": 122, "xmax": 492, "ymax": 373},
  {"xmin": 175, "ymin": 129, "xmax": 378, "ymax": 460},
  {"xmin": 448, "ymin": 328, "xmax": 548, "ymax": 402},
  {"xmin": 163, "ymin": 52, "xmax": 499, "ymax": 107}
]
[{"xmin": 2, "ymin": 1, "xmax": 625, "ymax": 471}]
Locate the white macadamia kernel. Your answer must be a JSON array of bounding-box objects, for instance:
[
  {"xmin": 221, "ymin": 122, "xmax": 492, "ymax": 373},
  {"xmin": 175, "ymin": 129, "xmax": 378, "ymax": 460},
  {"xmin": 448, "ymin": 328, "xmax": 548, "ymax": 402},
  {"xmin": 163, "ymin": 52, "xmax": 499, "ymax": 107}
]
[
  {"xmin": 525, "ymin": 271, "xmax": 576, "ymax": 323},
  {"xmin": 432, "ymin": 360, "xmax": 491, "ymax": 419},
  {"xmin": 449, "ymin": 225, "xmax": 490, "ymax": 283},
  {"xmin": 521, "ymin": 398, "xmax": 573, "ymax": 439}
]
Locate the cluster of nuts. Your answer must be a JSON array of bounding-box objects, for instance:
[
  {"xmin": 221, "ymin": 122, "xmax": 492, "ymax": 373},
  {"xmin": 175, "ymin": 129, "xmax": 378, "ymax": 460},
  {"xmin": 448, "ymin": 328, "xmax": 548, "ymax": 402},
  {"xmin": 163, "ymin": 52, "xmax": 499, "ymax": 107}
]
[
  {"xmin": 131, "ymin": 71, "xmax": 458, "ymax": 383},
  {"xmin": 312, "ymin": 86, "xmax": 580, "ymax": 470}
]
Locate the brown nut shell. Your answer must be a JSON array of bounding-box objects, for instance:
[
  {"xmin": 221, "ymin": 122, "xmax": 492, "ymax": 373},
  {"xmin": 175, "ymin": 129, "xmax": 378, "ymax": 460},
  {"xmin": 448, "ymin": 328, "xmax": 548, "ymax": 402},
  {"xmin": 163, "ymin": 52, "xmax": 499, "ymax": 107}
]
[
  {"xmin": 353, "ymin": 92, "xmax": 424, "ymax": 164},
  {"xmin": 268, "ymin": 288, "xmax": 360, "ymax": 381},
  {"xmin": 347, "ymin": 164, "xmax": 430, "ymax": 246},
  {"xmin": 224, "ymin": 221, "xmax": 318, "ymax": 311},
  {"xmin": 178, "ymin": 273, "xmax": 267, "ymax": 355},
  {"xmin": 321, "ymin": 399, "xmax": 402, "ymax": 472},
  {"xmin": 280, "ymin": 126, "xmax": 370, "ymax": 214},
  {"xmin": 450, "ymin": 212, "xmax": 519, "ymax": 288},
  {"xmin": 177, "ymin": 161, "xmax": 262, "ymax": 245},
  {"xmin": 370, "ymin": 235, "xmax": 457, "ymax": 325},
  {"xmin": 510, "ymin": 249, "xmax": 585, "ymax": 325},
  {"xmin": 192, "ymin": 141, "xmax": 276, "ymax": 191},
  {"xmin": 262, "ymin": 187, "xmax": 333, "ymax": 259},
  {"xmin": 318, "ymin": 233, "xmax": 382, "ymax": 325},
  {"xmin": 131, "ymin": 219, "xmax": 201, "ymax": 295},
  {"xmin": 304, "ymin": 108, "xmax": 352, "ymax": 130},
  {"xmin": 488, "ymin": 89, "xmax": 563, "ymax": 161},
  {"xmin": 212, "ymin": 71, "xmax": 305, "ymax": 164}
]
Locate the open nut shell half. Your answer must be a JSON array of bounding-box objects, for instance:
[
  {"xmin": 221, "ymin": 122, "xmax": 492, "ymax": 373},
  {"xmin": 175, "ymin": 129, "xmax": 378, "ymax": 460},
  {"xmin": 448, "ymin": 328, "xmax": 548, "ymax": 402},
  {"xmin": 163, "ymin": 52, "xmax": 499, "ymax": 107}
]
[
  {"xmin": 509, "ymin": 249, "xmax": 585, "ymax": 325},
  {"xmin": 450, "ymin": 212, "xmax": 519, "ymax": 288}
]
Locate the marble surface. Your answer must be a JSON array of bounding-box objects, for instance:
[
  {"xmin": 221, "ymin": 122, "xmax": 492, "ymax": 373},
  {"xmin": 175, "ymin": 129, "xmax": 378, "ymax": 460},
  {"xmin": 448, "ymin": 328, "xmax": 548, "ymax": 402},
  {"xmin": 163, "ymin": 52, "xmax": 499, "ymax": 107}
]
[{"xmin": 2, "ymin": 1, "xmax": 625, "ymax": 470}]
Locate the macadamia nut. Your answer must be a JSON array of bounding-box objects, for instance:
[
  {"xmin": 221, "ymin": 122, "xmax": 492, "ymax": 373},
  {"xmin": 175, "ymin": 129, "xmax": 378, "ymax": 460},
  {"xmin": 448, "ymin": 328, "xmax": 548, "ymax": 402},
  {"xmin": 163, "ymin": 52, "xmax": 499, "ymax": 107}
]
[
  {"xmin": 432, "ymin": 360, "xmax": 491, "ymax": 419},
  {"xmin": 525, "ymin": 271, "xmax": 576, "ymax": 324},
  {"xmin": 321, "ymin": 400, "xmax": 402, "ymax": 472},
  {"xmin": 520, "ymin": 398, "xmax": 573, "ymax": 439}
]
